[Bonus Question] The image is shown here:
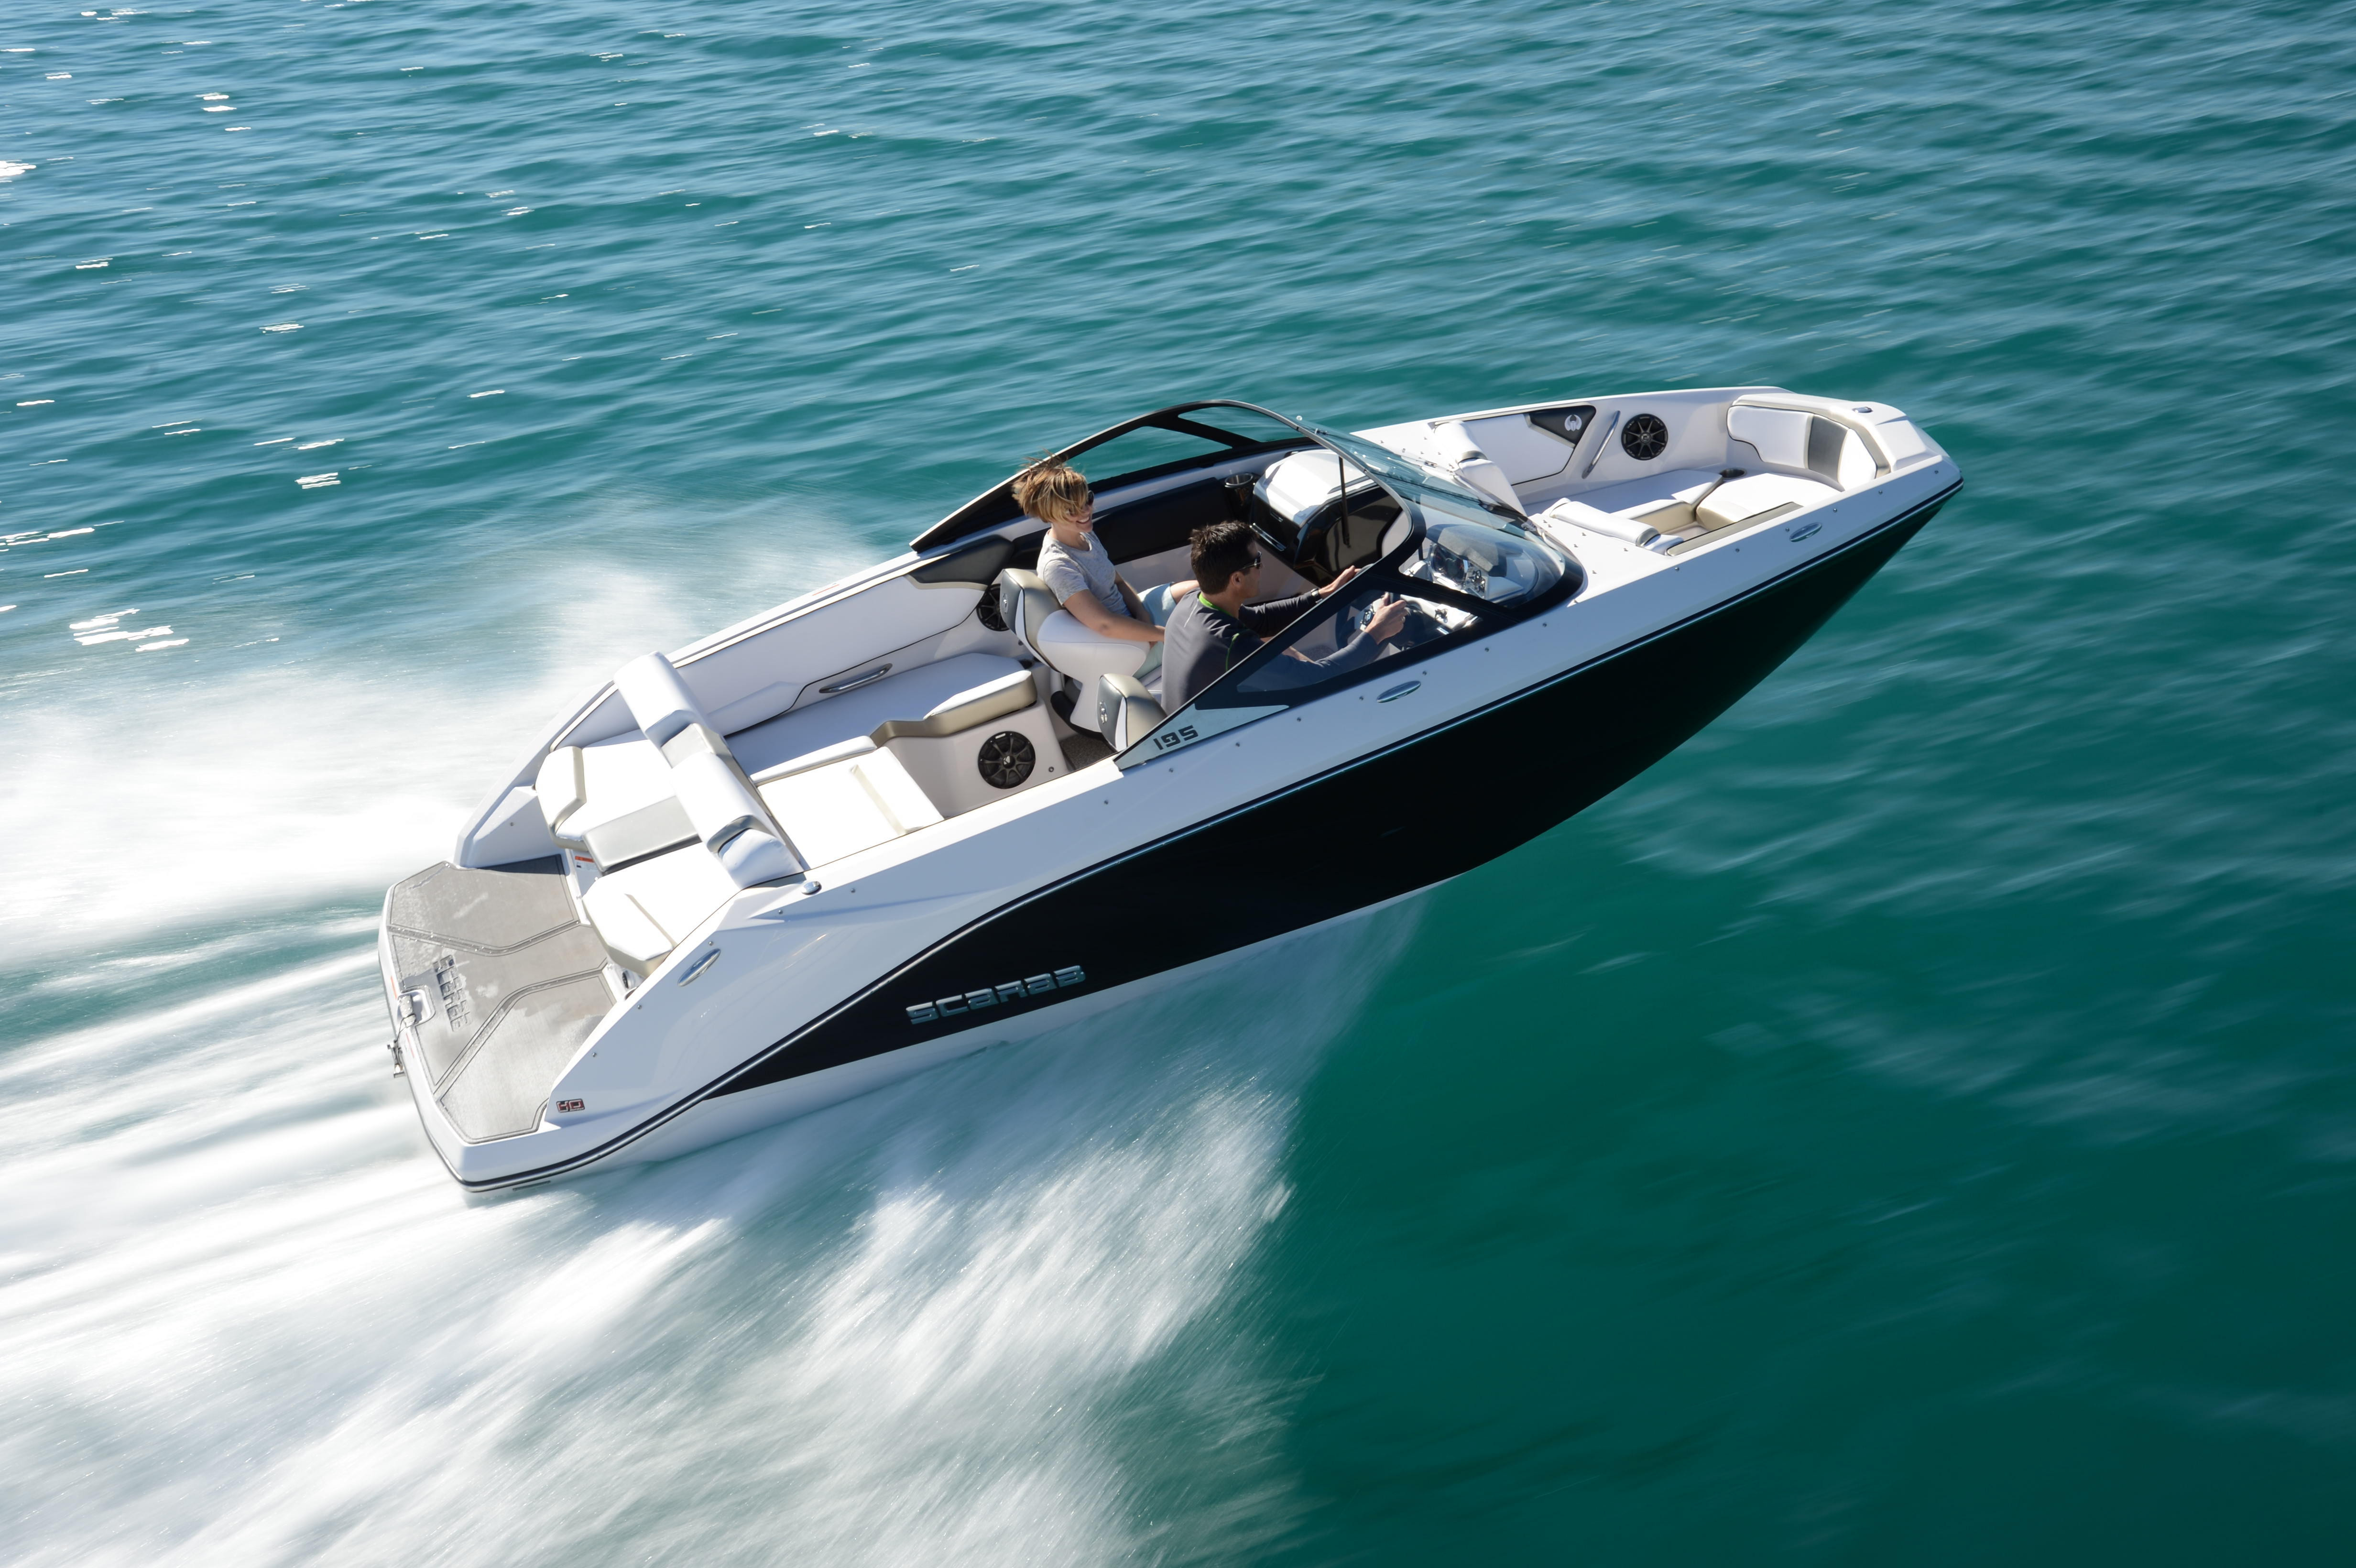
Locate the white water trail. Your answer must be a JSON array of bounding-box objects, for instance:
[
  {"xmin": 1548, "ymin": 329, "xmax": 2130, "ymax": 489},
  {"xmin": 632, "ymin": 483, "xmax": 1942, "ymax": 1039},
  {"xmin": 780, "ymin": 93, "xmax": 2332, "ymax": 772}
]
[
  {"xmin": 0, "ymin": 531, "xmax": 873, "ymax": 962},
  {"xmin": 0, "ymin": 897, "xmax": 1418, "ymax": 1566}
]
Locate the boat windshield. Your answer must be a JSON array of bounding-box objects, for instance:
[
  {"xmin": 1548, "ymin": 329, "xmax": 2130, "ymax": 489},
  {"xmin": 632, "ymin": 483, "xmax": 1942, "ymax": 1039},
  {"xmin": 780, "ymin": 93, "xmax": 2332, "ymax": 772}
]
[
  {"xmin": 1296, "ymin": 420, "xmax": 1507, "ymax": 518},
  {"xmin": 1295, "ymin": 420, "xmax": 1571, "ymax": 599}
]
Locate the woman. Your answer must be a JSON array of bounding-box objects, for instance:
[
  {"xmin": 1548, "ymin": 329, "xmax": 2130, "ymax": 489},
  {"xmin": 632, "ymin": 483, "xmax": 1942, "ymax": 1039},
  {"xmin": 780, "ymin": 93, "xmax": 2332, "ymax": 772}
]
[{"xmin": 1013, "ymin": 459, "xmax": 1191, "ymax": 649}]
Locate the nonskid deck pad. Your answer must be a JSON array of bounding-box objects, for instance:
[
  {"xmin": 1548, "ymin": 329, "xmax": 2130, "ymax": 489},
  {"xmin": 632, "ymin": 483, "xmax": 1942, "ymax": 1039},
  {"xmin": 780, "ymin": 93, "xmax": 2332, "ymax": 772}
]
[{"xmin": 384, "ymin": 858, "xmax": 613, "ymax": 1142}]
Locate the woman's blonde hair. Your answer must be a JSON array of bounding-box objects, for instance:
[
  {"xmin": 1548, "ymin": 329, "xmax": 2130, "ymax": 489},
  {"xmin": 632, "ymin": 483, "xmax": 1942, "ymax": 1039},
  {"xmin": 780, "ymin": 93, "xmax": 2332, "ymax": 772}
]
[{"xmin": 1013, "ymin": 459, "xmax": 1091, "ymax": 525}]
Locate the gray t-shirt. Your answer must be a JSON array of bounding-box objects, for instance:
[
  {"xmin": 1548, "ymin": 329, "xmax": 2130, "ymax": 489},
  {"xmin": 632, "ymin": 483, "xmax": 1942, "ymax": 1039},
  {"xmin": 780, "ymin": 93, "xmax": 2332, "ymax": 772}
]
[{"xmin": 1036, "ymin": 532, "xmax": 1127, "ymax": 621}]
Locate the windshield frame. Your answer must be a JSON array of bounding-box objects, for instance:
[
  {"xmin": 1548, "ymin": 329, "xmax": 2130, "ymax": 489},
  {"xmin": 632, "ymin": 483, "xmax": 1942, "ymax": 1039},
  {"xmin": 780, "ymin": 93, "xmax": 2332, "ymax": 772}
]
[{"xmin": 911, "ymin": 400, "xmax": 1324, "ymax": 552}]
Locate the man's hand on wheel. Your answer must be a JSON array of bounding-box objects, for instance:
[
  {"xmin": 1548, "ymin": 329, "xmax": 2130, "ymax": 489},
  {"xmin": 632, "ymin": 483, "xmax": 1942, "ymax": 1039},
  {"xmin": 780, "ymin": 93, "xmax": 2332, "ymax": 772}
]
[{"xmin": 1364, "ymin": 594, "xmax": 1410, "ymax": 643}]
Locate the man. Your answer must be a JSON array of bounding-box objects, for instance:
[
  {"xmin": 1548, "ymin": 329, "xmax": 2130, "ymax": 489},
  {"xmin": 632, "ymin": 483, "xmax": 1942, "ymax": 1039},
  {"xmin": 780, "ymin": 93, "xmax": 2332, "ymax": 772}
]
[{"xmin": 1162, "ymin": 521, "xmax": 1408, "ymax": 712}]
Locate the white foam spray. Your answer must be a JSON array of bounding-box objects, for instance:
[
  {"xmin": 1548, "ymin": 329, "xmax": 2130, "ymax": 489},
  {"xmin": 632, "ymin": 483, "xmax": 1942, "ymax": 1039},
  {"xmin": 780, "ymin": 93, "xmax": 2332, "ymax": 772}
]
[{"xmin": 0, "ymin": 868, "xmax": 1419, "ymax": 1566}]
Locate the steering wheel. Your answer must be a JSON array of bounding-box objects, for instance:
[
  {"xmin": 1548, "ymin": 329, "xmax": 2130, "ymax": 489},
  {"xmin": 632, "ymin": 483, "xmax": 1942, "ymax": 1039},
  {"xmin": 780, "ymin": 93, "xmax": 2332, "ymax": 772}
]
[{"xmin": 1344, "ymin": 592, "xmax": 1436, "ymax": 647}]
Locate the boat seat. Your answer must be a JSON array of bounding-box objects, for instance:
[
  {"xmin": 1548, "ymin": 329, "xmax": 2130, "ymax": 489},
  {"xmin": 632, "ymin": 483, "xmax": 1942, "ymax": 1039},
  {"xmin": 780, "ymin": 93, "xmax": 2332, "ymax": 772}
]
[
  {"xmin": 1727, "ymin": 403, "xmax": 1879, "ymax": 490},
  {"xmin": 998, "ymin": 569, "xmax": 1151, "ymax": 736},
  {"xmin": 1095, "ymin": 674, "xmax": 1164, "ymax": 752},
  {"xmin": 729, "ymin": 650, "xmax": 1063, "ymax": 819},
  {"xmin": 1029, "ymin": 610, "xmax": 1150, "ymax": 730},
  {"xmin": 1692, "ymin": 472, "xmax": 1837, "ymax": 531},
  {"xmin": 580, "ymin": 841, "xmax": 745, "ymax": 971},
  {"xmin": 580, "ymin": 795, "xmax": 696, "ymax": 871},
  {"xmin": 563, "ymin": 650, "xmax": 816, "ymax": 971},
  {"xmin": 727, "ymin": 653, "xmax": 1037, "ymax": 774},
  {"xmin": 1574, "ymin": 468, "xmax": 1724, "ymax": 521},
  {"xmin": 754, "ymin": 745, "xmax": 945, "ymax": 867},
  {"xmin": 538, "ymin": 734, "xmax": 691, "ymax": 859}
]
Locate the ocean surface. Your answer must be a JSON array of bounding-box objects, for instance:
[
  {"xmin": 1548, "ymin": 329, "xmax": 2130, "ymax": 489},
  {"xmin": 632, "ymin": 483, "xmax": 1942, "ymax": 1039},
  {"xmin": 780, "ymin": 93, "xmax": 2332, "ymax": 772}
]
[{"xmin": 4, "ymin": 1, "xmax": 2353, "ymax": 1561}]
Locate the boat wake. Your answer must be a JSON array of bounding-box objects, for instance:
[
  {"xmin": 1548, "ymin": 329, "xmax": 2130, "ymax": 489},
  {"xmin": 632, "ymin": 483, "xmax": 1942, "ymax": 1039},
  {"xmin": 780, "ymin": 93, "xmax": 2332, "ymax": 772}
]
[{"xmin": 0, "ymin": 880, "xmax": 1417, "ymax": 1566}]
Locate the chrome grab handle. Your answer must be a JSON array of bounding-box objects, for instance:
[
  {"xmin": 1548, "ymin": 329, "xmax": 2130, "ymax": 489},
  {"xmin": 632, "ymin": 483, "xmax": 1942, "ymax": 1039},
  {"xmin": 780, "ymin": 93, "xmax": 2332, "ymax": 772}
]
[
  {"xmin": 1581, "ymin": 410, "xmax": 1621, "ymax": 479},
  {"xmin": 819, "ymin": 663, "xmax": 891, "ymax": 695}
]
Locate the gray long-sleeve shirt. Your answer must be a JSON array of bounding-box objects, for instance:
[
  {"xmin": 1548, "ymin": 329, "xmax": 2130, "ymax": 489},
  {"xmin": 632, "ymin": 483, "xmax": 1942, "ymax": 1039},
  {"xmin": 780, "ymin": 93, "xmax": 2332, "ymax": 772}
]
[{"xmin": 1162, "ymin": 589, "xmax": 1382, "ymax": 711}]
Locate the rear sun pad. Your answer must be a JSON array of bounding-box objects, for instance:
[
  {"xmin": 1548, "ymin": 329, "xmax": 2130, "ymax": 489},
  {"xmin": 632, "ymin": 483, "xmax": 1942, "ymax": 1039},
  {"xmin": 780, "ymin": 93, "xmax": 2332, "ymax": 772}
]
[
  {"xmin": 385, "ymin": 860, "xmax": 612, "ymax": 1143},
  {"xmin": 756, "ymin": 748, "xmax": 945, "ymax": 868},
  {"xmin": 581, "ymin": 840, "xmax": 744, "ymax": 970}
]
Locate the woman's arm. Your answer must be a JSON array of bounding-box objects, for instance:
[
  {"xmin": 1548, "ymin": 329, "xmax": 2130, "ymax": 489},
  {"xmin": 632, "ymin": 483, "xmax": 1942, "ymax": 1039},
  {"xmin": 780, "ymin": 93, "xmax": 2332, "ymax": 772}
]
[{"xmin": 1059, "ymin": 591, "xmax": 1163, "ymax": 643}]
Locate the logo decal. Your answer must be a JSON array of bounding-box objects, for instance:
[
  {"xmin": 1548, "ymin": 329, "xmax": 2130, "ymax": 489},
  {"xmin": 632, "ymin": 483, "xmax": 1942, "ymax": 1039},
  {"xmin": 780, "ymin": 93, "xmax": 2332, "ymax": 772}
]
[
  {"xmin": 906, "ymin": 965, "xmax": 1085, "ymax": 1025},
  {"xmin": 433, "ymin": 953, "xmax": 471, "ymax": 1032}
]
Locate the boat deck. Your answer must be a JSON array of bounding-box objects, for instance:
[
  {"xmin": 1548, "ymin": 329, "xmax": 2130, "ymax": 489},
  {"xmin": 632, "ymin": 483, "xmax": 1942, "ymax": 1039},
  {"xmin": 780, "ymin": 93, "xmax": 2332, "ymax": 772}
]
[{"xmin": 384, "ymin": 859, "xmax": 615, "ymax": 1143}]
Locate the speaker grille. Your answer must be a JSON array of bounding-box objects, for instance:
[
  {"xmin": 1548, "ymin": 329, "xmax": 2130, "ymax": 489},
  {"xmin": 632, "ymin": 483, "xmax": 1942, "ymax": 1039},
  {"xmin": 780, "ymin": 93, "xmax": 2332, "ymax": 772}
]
[
  {"xmin": 1622, "ymin": 414, "xmax": 1669, "ymax": 461},
  {"xmin": 976, "ymin": 730, "xmax": 1036, "ymax": 789}
]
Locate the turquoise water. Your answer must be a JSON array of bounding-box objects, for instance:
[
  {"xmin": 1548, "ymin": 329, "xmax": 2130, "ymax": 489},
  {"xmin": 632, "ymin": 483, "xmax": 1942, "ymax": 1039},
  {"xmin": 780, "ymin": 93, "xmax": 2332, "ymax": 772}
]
[{"xmin": 5, "ymin": 0, "xmax": 2353, "ymax": 1560}]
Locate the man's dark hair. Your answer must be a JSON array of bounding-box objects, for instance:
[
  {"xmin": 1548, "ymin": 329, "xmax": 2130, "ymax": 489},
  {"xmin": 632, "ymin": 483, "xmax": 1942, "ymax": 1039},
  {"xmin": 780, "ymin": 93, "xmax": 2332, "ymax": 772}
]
[{"xmin": 1189, "ymin": 520, "xmax": 1258, "ymax": 590}]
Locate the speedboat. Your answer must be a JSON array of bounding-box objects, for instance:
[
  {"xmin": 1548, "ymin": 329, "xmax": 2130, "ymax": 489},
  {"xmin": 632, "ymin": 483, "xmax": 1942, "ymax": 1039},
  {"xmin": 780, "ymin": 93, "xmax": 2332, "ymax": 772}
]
[{"xmin": 378, "ymin": 387, "xmax": 1961, "ymax": 1189}]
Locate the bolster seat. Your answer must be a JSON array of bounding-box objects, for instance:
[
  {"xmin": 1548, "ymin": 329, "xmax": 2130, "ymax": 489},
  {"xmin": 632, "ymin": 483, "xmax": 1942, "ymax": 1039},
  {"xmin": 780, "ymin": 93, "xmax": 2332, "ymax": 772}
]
[
  {"xmin": 1095, "ymin": 673, "xmax": 1165, "ymax": 752},
  {"xmin": 1028, "ymin": 611, "xmax": 1150, "ymax": 731}
]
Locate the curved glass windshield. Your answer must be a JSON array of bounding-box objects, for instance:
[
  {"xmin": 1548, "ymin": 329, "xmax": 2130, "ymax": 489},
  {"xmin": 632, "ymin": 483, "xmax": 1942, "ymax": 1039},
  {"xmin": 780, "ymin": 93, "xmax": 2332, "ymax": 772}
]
[
  {"xmin": 1295, "ymin": 420, "xmax": 1507, "ymax": 517},
  {"xmin": 1396, "ymin": 514, "xmax": 1566, "ymax": 607}
]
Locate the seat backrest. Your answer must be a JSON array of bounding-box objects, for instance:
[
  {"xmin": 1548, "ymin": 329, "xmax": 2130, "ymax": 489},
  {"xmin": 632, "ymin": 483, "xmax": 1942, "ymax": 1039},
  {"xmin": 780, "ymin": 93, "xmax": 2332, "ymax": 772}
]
[
  {"xmin": 615, "ymin": 650, "xmax": 705, "ymax": 747},
  {"xmin": 1728, "ymin": 404, "xmax": 1877, "ymax": 490},
  {"xmin": 1096, "ymin": 673, "xmax": 1166, "ymax": 752},
  {"xmin": 997, "ymin": 569, "xmax": 1062, "ymax": 662},
  {"xmin": 612, "ymin": 649, "xmax": 800, "ymax": 887},
  {"xmin": 534, "ymin": 745, "xmax": 588, "ymax": 838}
]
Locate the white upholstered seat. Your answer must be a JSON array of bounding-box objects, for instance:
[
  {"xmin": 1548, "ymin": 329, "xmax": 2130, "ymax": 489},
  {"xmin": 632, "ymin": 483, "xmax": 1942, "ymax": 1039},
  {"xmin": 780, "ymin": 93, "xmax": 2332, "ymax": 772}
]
[
  {"xmin": 564, "ymin": 650, "xmax": 807, "ymax": 972},
  {"xmin": 1029, "ymin": 610, "xmax": 1150, "ymax": 726},
  {"xmin": 755, "ymin": 747, "xmax": 945, "ymax": 868},
  {"xmin": 580, "ymin": 843, "xmax": 744, "ymax": 969},
  {"xmin": 728, "ymin": 653, "xmax": 1035, "ymax": 774},
  {"xmin": 539, "ymin": 735, "xmax": 692, "ymax": 862},
  {"xmin": 1693, "ymin": 472, "xmax": 1838, "ymax": 531}
]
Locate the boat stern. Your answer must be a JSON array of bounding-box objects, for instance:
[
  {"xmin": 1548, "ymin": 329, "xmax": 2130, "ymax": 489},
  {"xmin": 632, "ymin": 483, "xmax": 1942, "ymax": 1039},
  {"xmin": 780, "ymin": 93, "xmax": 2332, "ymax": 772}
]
[{"xmin": 376, "ymin": 858, "xmax": 636, "ymax": 1187}]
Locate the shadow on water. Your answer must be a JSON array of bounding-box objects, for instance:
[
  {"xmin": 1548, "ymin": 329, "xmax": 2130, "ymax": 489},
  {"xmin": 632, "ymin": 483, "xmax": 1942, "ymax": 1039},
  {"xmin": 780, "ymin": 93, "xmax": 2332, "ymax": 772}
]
[{"xmin": 0, "ymin": 891, "xmax": 1423, "ymax": 1567}]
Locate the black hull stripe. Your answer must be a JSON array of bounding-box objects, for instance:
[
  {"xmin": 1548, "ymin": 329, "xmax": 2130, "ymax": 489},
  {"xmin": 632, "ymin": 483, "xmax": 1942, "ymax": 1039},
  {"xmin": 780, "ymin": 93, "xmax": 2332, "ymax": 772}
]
[{"xmin": 457, "ymin": 482, "xmax": 1954, "ymax": 1188}]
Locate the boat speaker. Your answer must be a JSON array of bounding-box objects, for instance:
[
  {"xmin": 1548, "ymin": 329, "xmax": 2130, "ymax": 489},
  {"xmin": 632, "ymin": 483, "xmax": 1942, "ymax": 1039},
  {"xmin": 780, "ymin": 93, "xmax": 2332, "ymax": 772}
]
[
  {"xmin": 1622, "ymin": 413, "xmax": 1669, "ymax": 461},
  {"xmin": 975, "ymin": 575, "xmax": 1009, "ymax": 632},
  {"xmin": 977, "ymin": 730, "xmax": 1035, "ymax": 789}
]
